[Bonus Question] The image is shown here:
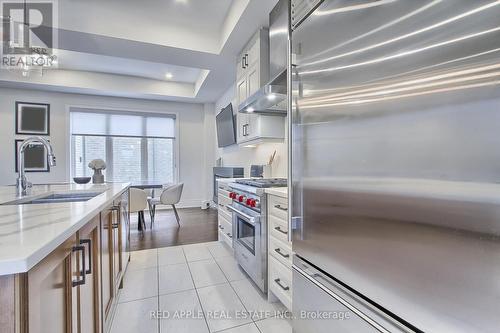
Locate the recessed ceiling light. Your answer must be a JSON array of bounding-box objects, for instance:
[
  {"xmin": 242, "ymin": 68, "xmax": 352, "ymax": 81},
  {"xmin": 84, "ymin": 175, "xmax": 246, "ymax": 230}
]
[
  {"xmin": 175, "ymin": 0, "xmax": 188, "ymax": 3},
  {"xmin": 267, "ymin": 94, "xmax": 276, "ymax": 100},
  {"xmin": 165, "ymin": 73, "xmax": 173, "ymax": 79},
  {"xmin": 246, "ymin": 107, "xmax": 254, "ymax": 113}
]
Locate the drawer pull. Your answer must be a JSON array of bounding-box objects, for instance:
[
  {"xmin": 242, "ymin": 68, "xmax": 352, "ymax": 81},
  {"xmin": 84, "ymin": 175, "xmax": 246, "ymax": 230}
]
[
  {"xmin": 274, "ymin": 278, "xmax": 290, "ymax": 291},
  {"xmin": 274, "ymin": 204, "xmax": 288, "ymax": 212},
  {"xmin": 226, "ymin": 233, "xmax": 233, "ymax": 238},
  {"xmin": 219, "ymin": 225, "xmax": 224, "ymax": 230},
  {"xmin": 72, "ymin": 245, "xmax": 86, "ymax": 287},
  {"xmin": 80, "ymin": 239, "xmax": 92, "ymax": 274},
  {"xmin": 274, "ymin": 226, "xmax": 288, "ymax": 235},
  {"xmin": 274, "ymin": 248, "xmax": 290, "ymax": 258}
]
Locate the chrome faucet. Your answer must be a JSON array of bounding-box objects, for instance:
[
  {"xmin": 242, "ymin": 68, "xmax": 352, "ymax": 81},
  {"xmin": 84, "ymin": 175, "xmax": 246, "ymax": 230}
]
[{"xmin": 16, "ymin": 137, "xmax": 56, "ymax": 196}]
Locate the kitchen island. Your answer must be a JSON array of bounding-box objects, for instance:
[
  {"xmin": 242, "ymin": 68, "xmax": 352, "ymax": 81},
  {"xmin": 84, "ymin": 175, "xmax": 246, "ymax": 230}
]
[{"xmin": 0, "ymin": 182, "xmax": 130, "ymax": 333}]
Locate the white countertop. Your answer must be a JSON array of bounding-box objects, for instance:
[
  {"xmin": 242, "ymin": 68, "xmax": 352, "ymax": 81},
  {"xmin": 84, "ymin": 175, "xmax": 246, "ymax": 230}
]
[
  {"xmin": 0, "ymin": 182, "xmax": 129, "ymax": 275},
  {"xmin": 265, "ymin": 187, "xmax": 288, "ymax": 198}
]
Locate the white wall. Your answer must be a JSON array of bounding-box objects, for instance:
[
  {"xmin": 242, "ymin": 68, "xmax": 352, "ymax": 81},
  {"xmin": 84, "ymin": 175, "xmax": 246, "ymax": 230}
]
[
  {"xmin": 0, "ymin": 87, "xmax": 210, "ymax": 207},
  {"xmin": 213, "ymin": 83, "xmax": 288, "ymax": 178}
]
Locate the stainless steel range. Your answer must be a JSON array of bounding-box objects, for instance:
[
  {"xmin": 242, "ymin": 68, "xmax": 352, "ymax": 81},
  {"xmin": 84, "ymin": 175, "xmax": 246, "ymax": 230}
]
[{"xmin": 227, "ymin": 178, "xmax": 287, "ymax": 292}]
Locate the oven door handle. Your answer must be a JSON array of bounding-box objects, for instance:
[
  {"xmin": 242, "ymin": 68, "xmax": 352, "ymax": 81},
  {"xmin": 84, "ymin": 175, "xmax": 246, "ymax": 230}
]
[{"xmin": 226, "ymin": 205, "xmax": 259, "ymax": 224}]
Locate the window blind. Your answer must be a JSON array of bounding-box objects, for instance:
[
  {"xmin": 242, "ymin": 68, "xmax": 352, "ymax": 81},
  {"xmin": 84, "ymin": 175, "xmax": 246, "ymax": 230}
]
[{"xmin": 70, "ymin": 107, "xmax": 176, "ymax": 138}]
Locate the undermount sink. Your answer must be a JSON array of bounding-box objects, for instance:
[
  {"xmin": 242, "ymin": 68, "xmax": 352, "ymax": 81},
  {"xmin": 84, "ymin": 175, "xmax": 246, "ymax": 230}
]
[{"xmin": 2, "ymin": 191, "xmax": 103, "ymax": 205}]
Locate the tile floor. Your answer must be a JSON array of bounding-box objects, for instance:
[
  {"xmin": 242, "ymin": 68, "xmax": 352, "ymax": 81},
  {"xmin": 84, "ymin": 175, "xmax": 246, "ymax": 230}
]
[{"xmin": 111, "ymin": 241, "xmax": 292, "ymax": 333}]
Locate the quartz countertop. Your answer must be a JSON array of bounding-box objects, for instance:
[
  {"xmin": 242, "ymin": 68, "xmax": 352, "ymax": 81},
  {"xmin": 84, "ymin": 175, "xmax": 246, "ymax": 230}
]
[
  {"xmin": 265, "ymin": 187, "xmax": 288, "ymax": 198},
  {"xmin": 0, "ymin": 182, "xmax": 129, "ymax": 275}
]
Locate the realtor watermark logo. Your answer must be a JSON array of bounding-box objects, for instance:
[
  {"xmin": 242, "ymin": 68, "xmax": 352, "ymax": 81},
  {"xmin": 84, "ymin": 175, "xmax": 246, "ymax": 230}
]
[{"xmin": 1, "ymin": 0, "xmax": 58, "ymax": 71}]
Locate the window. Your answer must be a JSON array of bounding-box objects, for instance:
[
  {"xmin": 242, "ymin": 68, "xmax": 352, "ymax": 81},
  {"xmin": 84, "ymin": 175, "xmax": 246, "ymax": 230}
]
[{"xmin": 70, "ymin": 108, "xmax": 176, "ymax": 183}]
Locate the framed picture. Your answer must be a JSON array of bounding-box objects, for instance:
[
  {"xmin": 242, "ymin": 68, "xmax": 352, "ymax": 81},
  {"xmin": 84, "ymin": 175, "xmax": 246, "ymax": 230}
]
[
  {"xmin": 15, "ymin": 140, "xmax": 50, "ymax": 172},
  {"xmin": 15, "ymin": 102, "xmax": 50, "ymax": 135}
]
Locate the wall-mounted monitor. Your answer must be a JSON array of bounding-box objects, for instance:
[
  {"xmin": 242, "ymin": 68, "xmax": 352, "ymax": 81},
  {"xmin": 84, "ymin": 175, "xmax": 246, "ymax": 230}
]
[{"xmin": 216, "ymin": 103, "xmax": 237, "ymax": 148}]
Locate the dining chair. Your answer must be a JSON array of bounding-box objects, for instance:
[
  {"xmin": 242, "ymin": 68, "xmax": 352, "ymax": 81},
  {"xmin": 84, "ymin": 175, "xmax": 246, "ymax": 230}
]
[
  {"xmin": 130, "ymin": 188, "xmax": 148, "ymax": 230},
  {"xmin": 148, "ymin": 183, "xmax": 184, "ymax": 227}
]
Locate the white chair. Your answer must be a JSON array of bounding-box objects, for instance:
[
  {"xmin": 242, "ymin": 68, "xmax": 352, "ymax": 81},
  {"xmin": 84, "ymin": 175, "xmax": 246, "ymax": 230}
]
[
  {"xmin": 130, "ymin": 188, "xmax": 148, "ymax": 230},
  {"xmin": 148, "ymin": 183, "xmax": 184, "ymax": 227}
]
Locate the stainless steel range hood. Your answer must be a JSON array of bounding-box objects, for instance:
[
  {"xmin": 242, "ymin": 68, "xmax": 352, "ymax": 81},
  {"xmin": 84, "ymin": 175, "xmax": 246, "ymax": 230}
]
[
  {"xmin": 238, "ymin": 81, "xmax": 287, "ymax": 115},
  {"xmin": 238, "ymin": 0, "xmax": 288, "ymax": 116}
]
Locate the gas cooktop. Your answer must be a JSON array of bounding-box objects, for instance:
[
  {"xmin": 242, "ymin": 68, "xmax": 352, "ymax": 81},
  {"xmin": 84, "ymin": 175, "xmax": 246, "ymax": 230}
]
[{"xmin": 235, "ymin": 178, "xmax": 287, "ymax": 188}]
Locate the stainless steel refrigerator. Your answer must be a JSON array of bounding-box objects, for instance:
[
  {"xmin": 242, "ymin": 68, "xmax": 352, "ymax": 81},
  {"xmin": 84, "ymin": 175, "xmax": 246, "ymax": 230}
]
[{"xmin": 290, "ymin": 1, "xmax": 500, "ymax": 332}]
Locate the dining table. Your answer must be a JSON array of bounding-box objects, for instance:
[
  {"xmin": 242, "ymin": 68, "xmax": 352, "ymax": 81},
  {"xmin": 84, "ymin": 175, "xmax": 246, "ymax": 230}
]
[{"xmin": 130, "ymin": 180, "xmax": 169, "ymax": 231}]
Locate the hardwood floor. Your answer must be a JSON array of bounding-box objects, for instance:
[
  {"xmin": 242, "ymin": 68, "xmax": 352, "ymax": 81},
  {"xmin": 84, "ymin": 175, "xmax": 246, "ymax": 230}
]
[{"xmin": 129, "ymin": 207, "xmax": 218, "ymax": 251}]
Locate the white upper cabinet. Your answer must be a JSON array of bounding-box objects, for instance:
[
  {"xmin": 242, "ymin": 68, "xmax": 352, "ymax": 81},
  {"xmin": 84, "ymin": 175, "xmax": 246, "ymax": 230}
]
[{"xmin": 235, "ymin": 28, "xmax": 285, "ymax": 145}]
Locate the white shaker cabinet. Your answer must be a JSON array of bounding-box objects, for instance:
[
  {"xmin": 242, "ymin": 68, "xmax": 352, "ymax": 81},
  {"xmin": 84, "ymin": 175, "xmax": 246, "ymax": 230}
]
[{"xmin": 235, "ymin": 28, "xmax": 285, "ymax": 145}]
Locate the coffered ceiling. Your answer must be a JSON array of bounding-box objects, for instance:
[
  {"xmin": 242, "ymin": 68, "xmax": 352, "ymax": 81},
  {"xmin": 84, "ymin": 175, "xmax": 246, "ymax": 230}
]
[{"xmin": 0, "ymin": 0, "xmax": 278, "ymax": 102}]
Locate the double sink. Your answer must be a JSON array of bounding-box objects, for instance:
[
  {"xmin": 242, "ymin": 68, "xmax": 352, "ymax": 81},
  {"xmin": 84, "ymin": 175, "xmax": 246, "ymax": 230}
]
[{"xmin": 1, "ymin": 191, "xmax": 103, "ymax": 205}]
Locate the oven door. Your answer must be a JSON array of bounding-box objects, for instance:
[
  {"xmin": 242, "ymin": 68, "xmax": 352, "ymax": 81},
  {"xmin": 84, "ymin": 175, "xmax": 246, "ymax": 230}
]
[
  {"xmin": 236, "ymin": 213, "xmax": 257, "ymax": 254},
  {"xmin": 227, "ymin": 203, "xmax": 266, "ymax": 291},
  {"xmin": 228, "ymin": 203, "xmax": 261, "ymax": 254}
]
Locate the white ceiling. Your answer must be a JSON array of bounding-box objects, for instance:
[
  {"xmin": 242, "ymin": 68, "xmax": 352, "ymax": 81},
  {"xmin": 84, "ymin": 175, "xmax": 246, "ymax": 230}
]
[
  {"xmin": 58, "ymin": 0, "xmax": 235, "ymax": 53},
  {"xmin": 57, "ymin": 50, "xmax": 205, "ymax": 83},
  {"xmin": 0, "ymin": 0, "xmax": 279, "ymax": 102}
]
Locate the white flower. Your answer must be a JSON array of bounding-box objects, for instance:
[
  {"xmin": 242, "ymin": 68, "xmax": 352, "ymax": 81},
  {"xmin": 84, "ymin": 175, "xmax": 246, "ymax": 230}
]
[{"xmin": 88, "ymin": 159, "xmax": 107, "ymax": 170}]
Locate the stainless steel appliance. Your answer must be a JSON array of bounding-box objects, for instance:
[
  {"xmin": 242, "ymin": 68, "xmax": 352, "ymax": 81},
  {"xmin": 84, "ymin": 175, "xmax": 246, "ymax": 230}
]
[
  {"xmin": 213, "ymin": 167, "xmax": 244, "ymax": 203},
  {"xmin": 291, "ymin": 0, "xmax": 500, "ymax": 332},
  {"xmin": 238, "ymin": 0, "xmax": 288, "ymax": 115},
  {"xmin": 228, "ymin": 178, "xmax": 287, "ymax": 292}
]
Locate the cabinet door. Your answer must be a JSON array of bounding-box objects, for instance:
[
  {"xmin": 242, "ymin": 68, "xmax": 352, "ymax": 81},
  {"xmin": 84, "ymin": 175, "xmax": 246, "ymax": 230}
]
[
  {"xmin": 78, "ymin": 216, "xmax": 100, "ymax": 333},
  {"xmin": 236, "ymin": 52, "xmax": 246, "ymax": 80},
  {"xmin": 111, "ymin": 206, "xmax": 121, "ymax": 292},
  {"xmin": 237, "ymin": 113, "xmax": 249, "ymax": 143},
  {"xmin": 236, "ymin": 76, "xmax": 249, "ymax": 142},
  {"xmin": 236, "ymin": 76, "xmax": 248, "ymax": 107},
  {"xmin": 100, "ymin": 209, "xmax": 114, "ymax": 328},
  {"xmin": 246, "ymin": 114, "xmax": 260, "ymax": 141},
  {"xmin": 247, "ymin": 62, "xmax": 260, "ymax": 97},
  {"xmin": 246, "ymin": 37, "xmax": 259, "ymax": 68},
  {"xmin": 27, "ymin": 235, "xmax": 78, "ymax": 333},
  {"xmin": 120, "ymin": 191, "xmax": 130, "ymax": 275}
]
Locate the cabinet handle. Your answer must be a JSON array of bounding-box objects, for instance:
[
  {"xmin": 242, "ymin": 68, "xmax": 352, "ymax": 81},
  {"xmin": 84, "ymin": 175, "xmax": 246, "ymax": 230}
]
[
  {"xmin": 244, "ymin": 53, "xmax": 249, "ymax": 68},
  {"xmin": 274, "ymin": 278, "xmax": 290, "ymax": 291},
  {"xmin": 226, "ymin": 232, "xmax": 233, "ymax": 238},
  {"xmin": 242, "ymin": 56, "xmax": 245, "ymax": 69},
  {"xmin": 112, "ymin": 222, "xmax": 119, "ymax": 229},
  {"xmin": 274, "ymin": 226, "xmax": 288, "ymax": 235},
  {"xmin": 274, "ymin": 204, "xmax": 288, "ymax": 212},
  {"xmin": 274, "ymin": 248, "xmax": 290, "ymax": 258},
  {"xmin": 111, "ymin": 205, "xmax": 120, "ymax": 211},
  {"xmin": 72, "ymin": 245, "xmax": 86, "ymax": 287},
  {"xmin": 80, "ymin": 239, "xmax": 92, "ymax": 274},
  {"xmin": 219, "ymin": 225, "xmax": 224, "ymax": 230}
]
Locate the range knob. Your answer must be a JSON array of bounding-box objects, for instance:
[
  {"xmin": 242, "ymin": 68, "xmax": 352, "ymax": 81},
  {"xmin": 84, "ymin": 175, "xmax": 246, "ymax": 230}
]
[
  {"xmin": 238, "ymin": 195, "xmax": 245, "ymax": 202},
  {"xmin": 229, "ymin": 192, "xmax": 236, "ymax": 199},
  {"xmin": 246, "ymin": 198, "xmax": 252, "ymax": 206},
  {"xmin": 251, "ymin": 199, "xmax": 259, "ymax": 208}
]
